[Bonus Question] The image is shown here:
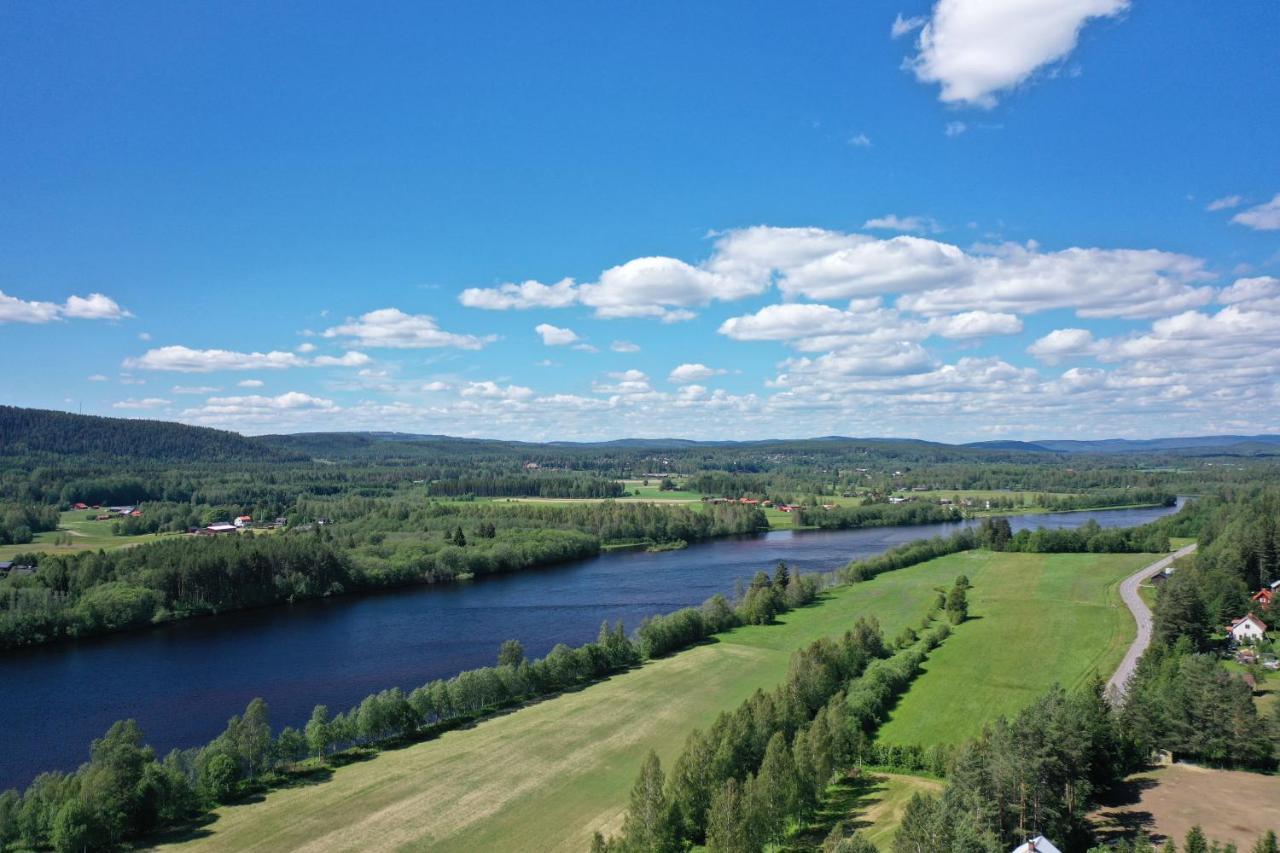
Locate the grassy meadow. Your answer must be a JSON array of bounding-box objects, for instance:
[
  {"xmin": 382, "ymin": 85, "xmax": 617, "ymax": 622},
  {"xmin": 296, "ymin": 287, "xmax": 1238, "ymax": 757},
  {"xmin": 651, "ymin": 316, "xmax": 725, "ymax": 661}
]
[
  {"xmin": 0, "ymin": 509, "xmax": 161, "ymax": 560},
  {"xmin": 876, "ymin": 550, "xmax": 1156, "ymax": 746},
  {"xmin": 160, "ymin": 548, "xmax": 1159, "ymax": 853}
]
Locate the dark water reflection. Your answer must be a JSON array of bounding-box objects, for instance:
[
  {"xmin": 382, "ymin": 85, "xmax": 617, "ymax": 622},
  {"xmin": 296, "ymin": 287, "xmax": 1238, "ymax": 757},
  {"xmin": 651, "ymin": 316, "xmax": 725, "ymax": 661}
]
[{"xmin": 0, "ymin": 501, "xmax": 1180, "ymax": 789}]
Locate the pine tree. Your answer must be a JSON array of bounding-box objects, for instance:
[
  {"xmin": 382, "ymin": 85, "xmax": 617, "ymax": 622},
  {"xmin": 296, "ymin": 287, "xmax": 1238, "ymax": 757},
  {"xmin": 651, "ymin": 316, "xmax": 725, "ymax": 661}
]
[
  {"xmin": 1185, "ymin": 826, "xmax": 1208, "ymax": 853},
  {"xmin": 619, "ymin": 751, "xmax": 673, "ymax": 852}
]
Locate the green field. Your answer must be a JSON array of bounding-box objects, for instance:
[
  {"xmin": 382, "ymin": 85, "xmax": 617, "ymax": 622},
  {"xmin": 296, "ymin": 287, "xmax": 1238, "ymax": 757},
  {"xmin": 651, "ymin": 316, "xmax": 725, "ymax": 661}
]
[
  {"xmin": 159, "ymin": 553, "xmax": 985, "ymax": 853},
  {"xmin": 0, "ymin": 509, "xmax": 161, "ymax": 560},
  {"xmin": 159, "ymin": 549, "xmax": 1153, "ymax": 852},
  {"xmin": 876, "ymin": 550, "xmax": 1155, "ymax": 746}
]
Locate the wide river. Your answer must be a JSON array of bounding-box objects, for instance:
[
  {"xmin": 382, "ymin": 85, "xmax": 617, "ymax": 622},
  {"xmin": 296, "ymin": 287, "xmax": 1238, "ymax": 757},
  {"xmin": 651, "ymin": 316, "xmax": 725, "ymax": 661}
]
[{"xmin": 0, "ymin": 502, "xmax": 1180, "ymax": 789}]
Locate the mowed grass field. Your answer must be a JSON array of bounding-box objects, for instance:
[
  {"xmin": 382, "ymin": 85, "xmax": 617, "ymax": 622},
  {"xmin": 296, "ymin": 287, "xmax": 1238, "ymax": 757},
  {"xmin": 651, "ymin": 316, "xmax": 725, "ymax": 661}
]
[
  {"xmin": 877, "ymin": 550, "xmax": 1156, "ymax": 746},
  {"xmin": 1092, "ymin": 764, "xmax": 1280, "ymax": 849},
  {"xmin": 161, "ymin": 552, "xmax": 993, "ymax": 853},
  {"xmin": 0, "ymin": 509, "xmax": 161, "ymax": 560}
]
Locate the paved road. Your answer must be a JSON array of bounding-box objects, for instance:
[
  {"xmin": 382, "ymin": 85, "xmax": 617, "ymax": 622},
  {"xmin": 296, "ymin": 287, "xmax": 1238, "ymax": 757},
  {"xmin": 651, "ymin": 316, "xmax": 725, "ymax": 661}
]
[{"xmin": 1107, "ymin": 543, "xmax": 1198, "ymax": 703}]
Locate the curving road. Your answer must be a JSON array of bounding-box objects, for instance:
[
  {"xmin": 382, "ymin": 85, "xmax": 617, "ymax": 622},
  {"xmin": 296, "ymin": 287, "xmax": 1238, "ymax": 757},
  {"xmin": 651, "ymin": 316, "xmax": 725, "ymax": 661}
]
[{"xmin": 1107, "ymin": 543, "xmax": 1198, "ymax": 703}]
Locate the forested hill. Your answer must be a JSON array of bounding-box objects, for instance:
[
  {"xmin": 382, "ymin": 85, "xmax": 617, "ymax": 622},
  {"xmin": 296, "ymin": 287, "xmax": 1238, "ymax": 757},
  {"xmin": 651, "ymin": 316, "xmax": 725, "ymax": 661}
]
[{"xmin": 0, "ymin": 406, "xmax": 296, "ymax": 463}]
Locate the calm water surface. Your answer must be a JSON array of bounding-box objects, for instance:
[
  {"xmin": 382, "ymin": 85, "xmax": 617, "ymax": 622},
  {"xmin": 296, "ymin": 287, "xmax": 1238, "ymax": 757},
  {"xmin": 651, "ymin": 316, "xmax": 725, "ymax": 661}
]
[{"xmin": 0, "ymin": 502, "xmax": 1179, "ymax": 789}]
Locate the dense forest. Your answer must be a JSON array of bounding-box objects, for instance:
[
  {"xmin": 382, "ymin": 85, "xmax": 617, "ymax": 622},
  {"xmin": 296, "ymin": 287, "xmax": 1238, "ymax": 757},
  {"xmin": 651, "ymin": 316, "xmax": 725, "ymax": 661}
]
[{"xmin": 0, "ymin": 501, "xmax": 766, "ymax": 648}]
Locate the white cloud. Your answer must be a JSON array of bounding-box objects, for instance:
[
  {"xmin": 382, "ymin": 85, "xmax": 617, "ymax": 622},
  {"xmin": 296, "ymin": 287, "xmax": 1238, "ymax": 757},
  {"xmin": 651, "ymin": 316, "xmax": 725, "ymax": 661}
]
[
  {"xmin": 183, "ymin": 391, "xmax": 337, "ymax": 420},
  {"xmin": 296, "ymin": 342, "xmax": 317, "ymax": 353},
  {"xmin": 460, "ymin": 380, "xmax": 535, "ymax": 401},
  {"xmin": 0, "ymin": 291, "xmax": 63, "ymax": 324},
  {"xmin": 1027, "ymin": 328, "xmax": 1100, "ymax": 364},
  {"xmin": 138, "ymin": 332, "xmax": 152, "ymax": 341},
  {"xmin": 1230, "ymin": 193, "xmax": 1280, "ymax": 231},
  {"xmin": 906, "ymin": 0, "xmax": 1129, "ymax": 107},
  {"xmin": 668, "ymin": 363, "xmax": 727, "ymax": 384},
  {"xmin": 1218, "ymin": 276, "xmax": 1280, "ymax": 310},
  {"xmin": 421, "ymin": 381, "xmax": 451, "ymax": 392},
  {"xmin": 237, "ymin": 379, "xmax": 265, "ymax": 388},
  {"xmin": 112, "ymin": 397, "xmax": 171, "ymax": 410},
  {"xmin": 610, "ymin": 340, "xmax": 641, "ymax": 353},
  {"xmin": 849, "ymin": 132, "xmax": 873, "ymax": 147},
  {"xmin": 927, "ymin": 310, "xmax": 1022, "ymax": 338},
  {"xmin": 945, "ymin": 121, "xmax": 968, "ymax": 137},
  {"xmin": 534, "ymin": 323, "xmax": 581, "ymax": 346},
  {"xmin": 1206, "ymin": 194, "xmax": 1243, "ymax": 212},
  {"xmin": 863, "ymin": 214, "xmax": 940, "ymax": 234},
  {"xmin": 311, "ymin": 351, "xmax": 372, "ymax": 367},
  {"xmin": 171, "ymin": 385, "xmax": 220, "ymax": 394},
  {"xmin": 63, "ymin": 293, "xmax": 132, "ymax": 320},
  {"xmin": 322, "ymin": 308, "xmax": 490, "ymax": 349},
  {"xmin": 126, "ymin": 346, "xmax": 306, "ymax": 373},
  {"xmin": 891, "ymin": 13, "xmax": 927, "ymax": 38},
  {"xmin": 0, "ymin": 290, "xmax": 132, "ymax": 324},
  {"xmin": 458, "ymin": 278, "xmax": 578, "ymax": 310},
  {"xmin": 87, "ymin": 374, "xmax": 109, "ymax": 382}
]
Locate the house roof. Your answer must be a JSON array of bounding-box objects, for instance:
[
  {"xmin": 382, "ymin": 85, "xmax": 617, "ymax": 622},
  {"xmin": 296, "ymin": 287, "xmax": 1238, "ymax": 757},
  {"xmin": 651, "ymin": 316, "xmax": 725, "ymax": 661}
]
[
  {"xmin": 1012, "ymin": 837, "xmax": 1063, "ymax": 853},
  {"xmin": 1230, "ymin": 614, "xmax": 1268, "ymax": 631}
]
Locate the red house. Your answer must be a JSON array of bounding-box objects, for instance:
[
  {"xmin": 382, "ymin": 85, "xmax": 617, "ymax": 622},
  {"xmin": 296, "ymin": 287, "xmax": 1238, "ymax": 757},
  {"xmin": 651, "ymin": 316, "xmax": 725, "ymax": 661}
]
[{"xmin": 1252, "ymin": 588, "xmax": 1274, "ymax": 606}]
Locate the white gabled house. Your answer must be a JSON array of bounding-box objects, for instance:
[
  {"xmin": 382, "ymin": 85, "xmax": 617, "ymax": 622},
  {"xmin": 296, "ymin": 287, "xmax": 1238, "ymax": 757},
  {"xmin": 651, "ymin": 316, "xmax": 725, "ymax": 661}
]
[
  {"xmin": 1012, "ymin": 837, "xmax": 1062, "ymax": 853},
  {"xmin": 1228, "ymin": 613, "xmax": 1268, "ymax": 645}
]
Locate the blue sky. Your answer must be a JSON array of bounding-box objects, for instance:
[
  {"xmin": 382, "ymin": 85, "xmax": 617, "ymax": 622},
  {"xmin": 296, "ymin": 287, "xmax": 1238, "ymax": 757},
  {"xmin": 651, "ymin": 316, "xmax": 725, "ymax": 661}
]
[{"xmin": 2, "ymin": 0, "xmax": 1277, "ymax": 441}]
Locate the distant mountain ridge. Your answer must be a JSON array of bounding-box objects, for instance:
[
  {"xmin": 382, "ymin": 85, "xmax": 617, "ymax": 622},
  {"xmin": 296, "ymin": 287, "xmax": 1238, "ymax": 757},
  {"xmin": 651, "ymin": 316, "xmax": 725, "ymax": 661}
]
[
  {"xmin": 2, "ymin": 406, "xmax": 1278, "ymax": 460},
  {"xmin": 0, "ymin": 406, "xmax": 299, "ymax": 463}
]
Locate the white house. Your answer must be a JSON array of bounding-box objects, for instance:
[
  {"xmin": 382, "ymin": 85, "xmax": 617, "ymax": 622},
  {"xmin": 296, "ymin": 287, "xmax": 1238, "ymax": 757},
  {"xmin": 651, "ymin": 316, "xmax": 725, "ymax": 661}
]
[
  {"xmin": 1228, "ymin": 614, "xmax": 1268, "ymax": 644},
  {"xmin": 233, "ymin": 515, "xmax": 252, "ymax": 528},
  {"xmin": 1012, "ymin": 838, "xmax": 1062, "ymax": 853}
]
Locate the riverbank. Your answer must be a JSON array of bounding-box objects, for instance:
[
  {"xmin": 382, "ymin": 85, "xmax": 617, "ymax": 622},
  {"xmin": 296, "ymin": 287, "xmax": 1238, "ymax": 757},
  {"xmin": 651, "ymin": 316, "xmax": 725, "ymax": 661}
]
[
  {"xmin": 158, "ymin": 548, "xmax": 1163, "ymax": 853},
  {"xmin": 0, "ymin": 501, "xmax": 1182, "ymax": 792},
  {"xmin": 158, "ymin": 555, "xmax": 955, "ymax": 852}
]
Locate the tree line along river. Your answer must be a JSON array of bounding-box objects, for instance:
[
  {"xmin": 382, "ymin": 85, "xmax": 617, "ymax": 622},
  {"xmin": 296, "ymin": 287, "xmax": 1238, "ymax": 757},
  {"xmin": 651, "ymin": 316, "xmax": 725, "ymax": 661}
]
[{"xmin": 0, "ymin": 502, "xmax": 1181, "ymax": 790}]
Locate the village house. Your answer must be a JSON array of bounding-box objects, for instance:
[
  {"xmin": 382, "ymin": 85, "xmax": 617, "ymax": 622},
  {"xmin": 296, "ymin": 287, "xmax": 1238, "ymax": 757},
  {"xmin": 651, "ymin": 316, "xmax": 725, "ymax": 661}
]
[
  {"xmin": 1228, "ymin": 613, "xmax": 1268, "ymax": 645},
  {"xmin": 1011, "ymin": 837, "xmax": 1062, "ymax": 853},
  {"xmin": 233, "ymin": 515, "xmax": 253, "ymax": 529},
  {"xmin": 72, "ymin": 502, "xmax": 88, "ymax": 510},
  {"xmin": 1252, "ymin": 587, "xmax": 1274, "ymax": 607}
]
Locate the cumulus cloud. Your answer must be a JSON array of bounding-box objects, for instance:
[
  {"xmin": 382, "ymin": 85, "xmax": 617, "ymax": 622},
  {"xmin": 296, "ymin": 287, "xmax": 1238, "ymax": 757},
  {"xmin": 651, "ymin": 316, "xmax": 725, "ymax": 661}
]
[
  {"xmin": 421, "ymin": 381, "xmax": 451, "ymax": 392},
  {"xmin": 1231, "ymin": 193, "xmax": 1280, "ymax": 231},
  {"xmin": 125, "ymin": 345, "xmax": 372, "ymax": 372},
  {"xmin": 1027, "ymin": 328, "xmax": 1100, "ymax": 364},
  {"xmin": 182, "ymin": 392, "xmax": 338, "ymax": 421},
  {"xmin": 237, "ymin": 379, "xmax": 265, "ymax": 388},
  {"xmin": 125, "ymin": 346, "xmax": 307, "ymax": 373},
  {"xmin": 322, "ymin": 308, "xmax": 490, "ymax": 349},
  {"xmin": 0, "ymin": 290, "xmax": 132, "ymax": 324},
  {"xmin": 534, "ymin": 323, "xmax": 581, "ymax": 346},
  {"xmin": 849, "ymin": 132, "xmax": 873, "ymax": 147},
  {"xmin": 112, "ymin": 398, "xmax": 170, "ymax": 409},
  {"xmin": 87, "ymin": 374, "xmax": 109, "ymax": 382},
  {"xmin": 862, "ymin": 214, "xmax": 940, "ymax": 234},
  {"xmin": 311, "ymin": 351, "xmax": 372, "ymax": 367},
  {"xmin": 63, "ymin": 293, "xmax": 132, "ymax": 320},
  {"xmin": 927, "ymin": 310, "xmax": 1022, "ymax": 338},
  {"xmin": 668, "ymin": 363, "xmax": 727, "ymax": 384},
  {"xmin": 457, "ymin": 278, "xmax": 578, "ymax": 310},
  {"xmin": 610, "ymin": 340, "xmax": 641, "ymax": 353},
  {"xmin": 460, "ymin": 380, "xmax": 535, "ymax": 401},
  {"xmin": 905, "ymin": 0, "xmax": 1129, "ymax": 107}
]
